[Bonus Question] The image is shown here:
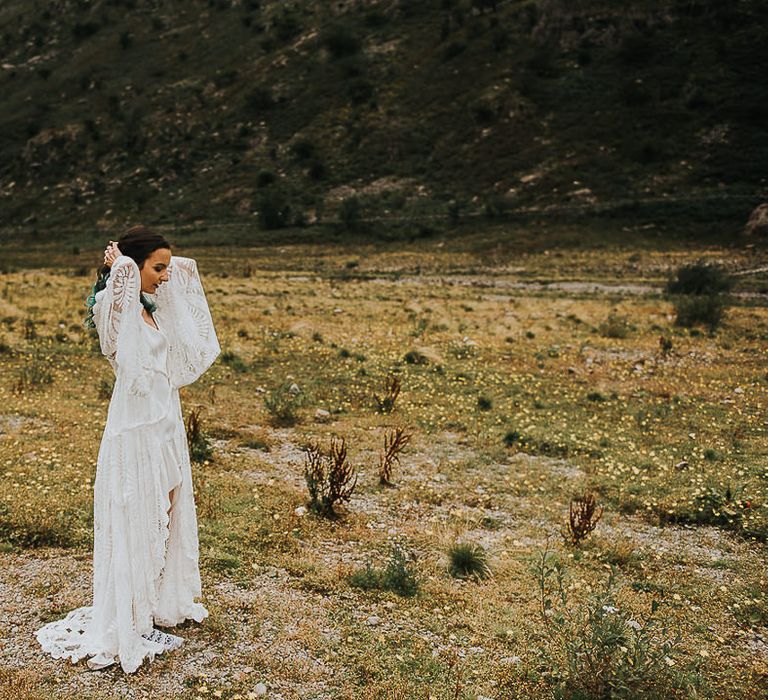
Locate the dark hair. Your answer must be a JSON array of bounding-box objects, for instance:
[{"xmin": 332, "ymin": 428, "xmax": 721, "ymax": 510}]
[{"xmin": 84, "ymin": 225, "xmax": 171, "ymax": 328}]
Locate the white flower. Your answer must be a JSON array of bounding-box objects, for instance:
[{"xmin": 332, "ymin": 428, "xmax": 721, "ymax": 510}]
[{"xmin": 602, "ymin": 605, "xmax": 618, "ymax": 614}]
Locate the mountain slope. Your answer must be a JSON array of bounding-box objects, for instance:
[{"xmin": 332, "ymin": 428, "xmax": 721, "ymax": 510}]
[{"xmin": 0, "ymin": 0, "xmax": 766, "ymax": 238}]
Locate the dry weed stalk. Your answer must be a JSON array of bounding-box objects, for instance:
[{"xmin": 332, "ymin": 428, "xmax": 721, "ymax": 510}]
[
  {"xmin": 373, "ymin": 374, "xmax": 402, "ymax": 413},
  {"xmin": 562, "ymin": 490, "xmax": 603, "ymax": 546},
  {"xmin": 186, "ymin": 405, "xmax": 213, "ymax": 462},
  {"xmin": 378, "ymin": 426, "xmax": 412, "ymax": 486},
  {"xmin": 303, "ymin": 437, "xmax": 358, "ymax": 517}
]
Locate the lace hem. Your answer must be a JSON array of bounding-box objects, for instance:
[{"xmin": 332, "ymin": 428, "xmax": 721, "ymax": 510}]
[{"xmin": 35, "ymin": 607, "xmax": 185, "ymax": 673}]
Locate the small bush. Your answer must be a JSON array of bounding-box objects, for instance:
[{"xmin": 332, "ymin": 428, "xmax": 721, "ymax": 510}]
[
  {"xmin": 673, "ymin": 294, "xmax": 725, "ymax": 331},
  {"xmin": 666, "ymin": 263, "xmax": 732, "ymax": 296},
  {"xmin": 533, "ymin": 546, "xmax": 704, "ymax": 698},
  {"xmin": 221, "ymin": 350, "xmax": 248, "ymax": 373},
  {"xmin": 245, "ymin": 86, "xmax": 275, "ymax": 112},
  {"xmin": 381, "ymin": 544, "xmax": 419, "ymax": 596},
  {"xmin": 272, "ymin": 7, "xmax": 302, "ymax": 42},
  {"xmin": 477, "ymin": 396, "xmax": 492, "ymax": 411},
  {"xmin": 349, "ymin": 544, "xmax": 419, "ymax": 597},
  {"xmin": 98, "ymin": 378, "xmax": 113, "ymax": 400},
  {"xmin": 666, "ymin": 263, "xmax": 732, "ymax": 331},
  {"xmin": 186, "ymin": 406, "xmax": 213, "ymax": 463},
  {"xmin": 404, "ymin": 349, "xmax": 429, "ymax": 365},
  {"xmin": 338, "ymin": 196, "xmax": 362, "ymax": 231},
  {"xmin": 257, "ymin": 189, "xmax": 292, "ymax": 230},
  {"xmin": 599, "ymin": 312, "xmax": 632, "ymax": 339},
  {"xmin": 448, "ymin": 541, "xmax": 491, "ymax": 580},
  {"xmin": 291, "ymin": 138, "xmax": 315, "ymax": 160},
  {"xmin": 264, "ymin": 381, "xmax": 307, "ymax": 425}
]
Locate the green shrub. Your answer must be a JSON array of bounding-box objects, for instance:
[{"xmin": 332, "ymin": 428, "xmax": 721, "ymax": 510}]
[
  {"xmin": 666, "ymin": 263, "xmax": 732, "ymax": 296},
  {"xmin": 98, "ymin": 378, "xmax": 113, "ymax": 400},
  {"xmin": 245, "ymin": 86, "xmax": 275, "ymax": 112},
  {"xmin": 349, "ymin": 544, "xmax": 419, "ymax": 597},
  {"xmin": 673, "ymin": 294, "xmax": 726, "ymax": 331},
  {"xmin": 477, "ymin": 396, "xmax": 492, "ymax": 411},
  {"xmin": 533, "ymin": 546, "xmax": 705, "ymax": 699},
  {"xmin": 338, "ymin": 196, "xmax": 362, "ymax": 231},
  {"xmin": 666, "ymin": 263, "xmax": 732, "ymax": 331},
  {"xmin": 264, "ymin": 381, "xmax": 308, "ymax": 425},
  {"xmin": 272, "ymin": 6, "xmax": 302, "ymax": 41}
]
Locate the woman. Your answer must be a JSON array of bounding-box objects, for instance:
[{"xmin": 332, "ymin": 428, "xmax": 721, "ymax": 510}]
[{"xmin": 35, "ymin": 225, "xmax": 220, "ymax": 672}]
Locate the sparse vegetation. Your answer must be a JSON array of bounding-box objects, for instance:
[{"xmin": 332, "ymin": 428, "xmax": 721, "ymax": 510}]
[{"xmin": 0, "ymin": 238, "xmax": 766, "ymax": 698}]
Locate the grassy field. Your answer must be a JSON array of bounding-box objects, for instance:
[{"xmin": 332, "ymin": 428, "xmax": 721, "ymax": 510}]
[{"xmin": 0, "ymin": 227, "xmax": 767, "ymax": 699}]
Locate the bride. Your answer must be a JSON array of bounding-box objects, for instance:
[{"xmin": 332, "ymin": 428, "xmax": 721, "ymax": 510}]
[{"xmin": 35, "ymin": 225, "xmax": 220, "ymax": 672}]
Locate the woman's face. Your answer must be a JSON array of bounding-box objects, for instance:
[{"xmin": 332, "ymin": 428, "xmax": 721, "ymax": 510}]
[{"xmin": 140, "ymin": 248, "xmax": 171, "ymax": 294}]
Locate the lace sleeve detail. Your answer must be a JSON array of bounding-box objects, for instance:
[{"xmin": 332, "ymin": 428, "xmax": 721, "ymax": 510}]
[
  {"xmin": 153, "ymin": 256, "xmax": 220, "ymax": 387},
  {"xmin": 94, "ymin": 256, "xmax": 140, "ymax": 362},
  {"xmin": 93, "ymin": 256, "xmax": 149, "ymax": 396}
]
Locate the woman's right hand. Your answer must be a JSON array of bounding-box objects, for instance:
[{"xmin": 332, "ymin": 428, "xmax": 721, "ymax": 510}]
[{"xmin": 103, "ymin": 241, "xmax": 121, "ymax": 268}]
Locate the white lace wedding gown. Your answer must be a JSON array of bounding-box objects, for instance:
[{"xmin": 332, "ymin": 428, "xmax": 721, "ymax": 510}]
[{"xmin": 35, "ymin": 254, "xmax": 220, "ymax": 673}]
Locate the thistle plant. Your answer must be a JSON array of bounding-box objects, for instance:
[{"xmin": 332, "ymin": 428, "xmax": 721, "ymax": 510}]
[
  {"xmin": 373, "ymin": 374, "xmax": 402, "ymax": 413},
  {"xmin": 303, "ymin": 437, "xmax": 358, "ymax": 517},
  {"xmin": 378, "ymin": 426, "xmax": 412, "ymax": 486},
  {"xmin": 562, "ymin": 490, "xmax": 603, "ymax": 546}
]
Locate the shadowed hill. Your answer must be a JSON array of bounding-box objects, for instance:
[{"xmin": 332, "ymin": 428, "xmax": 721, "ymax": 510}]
[{"xmin": 0, "ymin": 0, "xmax": 766, "ymax": 240}]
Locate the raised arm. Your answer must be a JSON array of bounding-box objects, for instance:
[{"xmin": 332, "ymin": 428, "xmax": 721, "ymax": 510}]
[
  {"xmin": 93, "ymin": 255, "xmax": 141, "ymax": 362},
  {"xmin": 92, "ymin": 255, "xmax": 149, "ymax": 396},
  {"xmin": 153, "ymin": 255, "xmax": 220, "ymax": 387}
]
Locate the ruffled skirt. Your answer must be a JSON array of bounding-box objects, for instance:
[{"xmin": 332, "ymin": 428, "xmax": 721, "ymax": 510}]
[{"xmin": 35, "ymin": 377, "xmax": 207, "ymax": 673}]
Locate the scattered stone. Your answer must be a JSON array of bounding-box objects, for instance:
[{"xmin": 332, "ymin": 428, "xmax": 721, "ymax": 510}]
[
  {"xmin": 252, "ymin": 682, "xmax": 267, "ymax": 696},
  {"xmin": 365, "ymin": 615, "xmax": 380, "ymax": 626},
  {"xmin": 294, "ymin": 506, "xmax": 307, "ymax": 517},
  {"xmin": 288, "ymin": 383, "xmax": 300, "ymax": 396},
  {"xmin": 314, "ymin": 408, "xmax": 331, "ymax": 423}
]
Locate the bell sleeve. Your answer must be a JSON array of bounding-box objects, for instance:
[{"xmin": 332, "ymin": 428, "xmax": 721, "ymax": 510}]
[
  {"xmin": 152, "ymin": 255, "xmax": 220, "ymax": 388},
  {"xmin": 92, "ymin": 255, "xmax": 151, "ymax": 397}
]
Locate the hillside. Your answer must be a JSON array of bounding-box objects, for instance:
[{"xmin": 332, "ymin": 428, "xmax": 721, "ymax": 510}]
[{"xmin": 0, "ymin": 0, "xmax": 766, "ymax": 240}]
